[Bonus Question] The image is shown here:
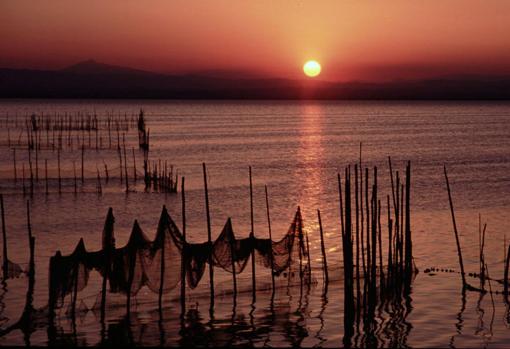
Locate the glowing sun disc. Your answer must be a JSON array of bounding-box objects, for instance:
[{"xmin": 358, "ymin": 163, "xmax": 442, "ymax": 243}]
[{"xmin": 303, "ymin": 60, "xmax": 321, "ymax": 77}]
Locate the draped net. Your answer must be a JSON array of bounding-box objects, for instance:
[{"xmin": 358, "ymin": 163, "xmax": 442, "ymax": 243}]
[{"xmin": 48, "ymin": 206, "xmax": 308, "ymax": 310}]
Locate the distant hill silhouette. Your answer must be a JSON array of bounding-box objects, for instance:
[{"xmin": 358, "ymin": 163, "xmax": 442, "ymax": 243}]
[
  {"xmin": 61, "ymin": 59, "xmax": 157, "ymax": 76},
  {"xmin": 1, "ymin": 60, "xmax": 509, "ymax": 99}
]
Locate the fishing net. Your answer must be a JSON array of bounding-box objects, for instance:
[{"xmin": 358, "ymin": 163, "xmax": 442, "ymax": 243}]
[
  {"xmin": 48, "ymin": 206, "xmax": 308, "ymax": 311},
  {"xmin": 1, "ymin": 259, "xmax": 24, "ymax": 279}
]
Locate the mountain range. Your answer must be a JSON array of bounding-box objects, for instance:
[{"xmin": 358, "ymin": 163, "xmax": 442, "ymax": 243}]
[{"xmin": 1, "ymin": 60, "xmax": 509, "ymax": 99}]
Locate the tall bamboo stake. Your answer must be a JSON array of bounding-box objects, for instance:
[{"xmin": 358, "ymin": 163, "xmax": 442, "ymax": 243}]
[
  {"xmin": 180, "ymin": 178, "xmax": 186, "ymax": 315},
  {"xmin": 400, "ymin": 183, "xmax": 404, "ymax": 279},
  {"xmin": 202, "ymin": 163, "xmax": 214, "ymax": 311},
  {"xmin": 96, "ymin": 169, "xmax": 102, "ymax": 195},
  {"xmin": 317, "ymin": 209, "xmax": 329, "ymax": 286},
  {"xmin": 365, "ymin": 168, "xmax": 370, "ymax": 284},
  {"xmin": 104, "ymin": 163, "xmax": 109, "ymax": 183},
  {"xmin": 305, "ymin": 231, "xmax": 312, "ymax": 285},
  {"xmin": 359, "ymin": 144, "xmax": 364, "ymax": 278},
  {"xmin": 25, "ymin": 200, "xmax": 35, "ymax": 327},
  {"xmin": 386, "ymin": 195, "xmax": 393, "ymax": 284},
  {"xmin": 228, "ymin": 218, "xmax": 237, "ymax": 304},
  {"xmin": 377, "ymin": 199, "xmax": 384, "ymax": 293},
  {"xmin": 371, "ymin": 167, "xmax": 378, "ymax": 303},
  {"xmin": 341, "ymin": 167, "xmax": 355, "ymax": 344},
  {"xmin": 444, "ymin": 165, "xmax": 466, "ymax": 288},
  {"xmin": 404, "ymin": 161, "xmax": 412, "ymax": 279},
  {"xmin": 264, "ymin": 185, "xmax": 276, "ymax": 292},
  {"xmin": 100, "ymin": 210, "xmax": 114, "ymax": 323},
  {"xmin": 249, "ymin": 166, "xmax": 256, "ymax": 302},
  {"xmin": 354, "ymin": 165, "xmax": 361, "ymax": 304},
  {"xmin": 395, "ymin": 172, "xmax": 400, "ymax": 281}
]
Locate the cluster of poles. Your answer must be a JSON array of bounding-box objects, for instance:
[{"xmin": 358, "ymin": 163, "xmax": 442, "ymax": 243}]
[
  {"xmin": 39, "ymin": 162, "xmax": 314, "ymax": 326},
  {"xmin": 8, "ymin": 155, "xmax": 510, "ymax": 342},
  {"xmin": 2, "ymin": 112, "xmax": 181, "ymax": 195},
  {"xmin": 339, "ymin": 155, "xmax": 415, "ymax": 344},
  {"xmin": 1, "ymin": 112, "xmax": 138, "ymax": 151},
  {"xmin": 10, "ymin": 143, "xmax": 144, "ymax": 196},
  {"xmin": 0, "ymin": 157, "xmax": 416, "ymax": 339},
  {"xmin": 143, "ymin": 160, "xmax": 178, "ymax": 193}
]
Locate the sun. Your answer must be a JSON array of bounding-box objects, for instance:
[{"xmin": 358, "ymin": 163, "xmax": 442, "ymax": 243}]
[{"xmin": 303, "ymin": 60, "xmax": 321, "ymax": 78}]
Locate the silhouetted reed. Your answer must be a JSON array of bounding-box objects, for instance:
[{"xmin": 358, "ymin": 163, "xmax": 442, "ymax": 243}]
[
  {"xmin": 338, "ymin": 156, "xmax": 416, "ymax": 346},
  {"xmin": 444, "ymin": 165, "xmax": 510, "ymax": 297}
]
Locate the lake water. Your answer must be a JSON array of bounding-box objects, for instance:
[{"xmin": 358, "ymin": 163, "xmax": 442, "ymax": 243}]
[{"xmin": 0, "ymin": 100, "xmax": 510, "ymax": 347}]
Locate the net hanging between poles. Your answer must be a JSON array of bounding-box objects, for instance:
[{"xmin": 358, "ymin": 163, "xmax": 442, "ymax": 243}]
[{"xmin": 48, "ymin": 206, "xmax": 308, "ymax": 310}]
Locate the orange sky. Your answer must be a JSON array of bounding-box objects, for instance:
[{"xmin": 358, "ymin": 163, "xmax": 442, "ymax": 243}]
[{"xmin": 1, "ymin": 0, "xmax": 510, "ymax": 81}]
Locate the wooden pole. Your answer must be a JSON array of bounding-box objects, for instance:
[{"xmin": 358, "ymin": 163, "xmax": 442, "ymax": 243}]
[
  {"xmin": 97, "ymin": 169, "xmax": 102, "ymax": 195},
  {"xmin": 394, "ymin": 172, "xmax": 400, "ymax": 281},
  {"xmin": 71, "ymin": 259, "xmax": 79, "ymax": 322},
  {"xmin": 1, "ymin": 195, "xmax": 8, "ymax": 280},
  {"xmin": 249, "ymin": 166, "xmax": 256, "ymax": 302},
  {"xmin": 202, "ymin": 163, "xmax": 214, "ymax": 311},
  {"xmin": 228, "ymin": 218, "xmax": 237, "ymax": 304},
  {"xmin": 338, "ymin": 174, "xmax": 345, "ymax": 243},
  {"xmin": 404, "ymin": 161, "xmax": 413, "ymax": 279},
  {"xmin": 371, "ymin": 167, "xmax": 377, "ymax": 303},
  {"xmin": 387, "ymin": 195, "xmax": 393, "ymax": 284},
  {"xmin": 305, "ymin": 231, "xmax": 312, "ymax": 285},
  {"xmin": 377, "ymin": 199, "xmax": 384, "ymax": 293},
  {"xmin": 341, "ymin": 168, "xmax": 355, "ymax": 344},
  {"xmin": 25, "ymin": 200, "xmax": 35, "ymax": 326},
  {"xmin": 317, "ymin": 209, "xmax": 329, "ymax": 286},
  {"xmin": 264, "ymin": 185, "xmax": 276, "ymax": 292},
  {"xmin": 444, "ymin": 165, "xmax": 466, "ymax": 288},
  {"xmin": 400, "ymin": 183, "xmax": 404, "ymax": 279},
  {"xmin": 354, "ymin": 164, "xmax": 361, "ymax": 302},
  {"xmin": 365, "ymin": 168, "xmax": 370, "ymax": 284},
  {"xmin": 180, "ymin": 178, "xmax": 186, "ymax": 315},
  {"xmin": 100, "ymin": 208, "xmax": 114, "ymax": 323},
  {"xmin": 104, "ymin": 163, "xmax": 109, "ymax": 183}
]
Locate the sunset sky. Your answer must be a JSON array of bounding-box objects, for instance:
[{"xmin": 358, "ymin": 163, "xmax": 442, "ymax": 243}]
[{"xmin": 1, "ymin": 0, "xmax": 510, "ymax": 81}]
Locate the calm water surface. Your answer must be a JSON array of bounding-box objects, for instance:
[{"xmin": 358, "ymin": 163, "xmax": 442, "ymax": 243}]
[{"xmin": 0, "ymin": 100, "xmax": 509, "ymax": 347}]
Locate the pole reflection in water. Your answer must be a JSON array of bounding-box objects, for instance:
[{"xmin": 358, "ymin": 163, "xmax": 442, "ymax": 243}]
[
  {"xmin": 449, "ymin": 289, "xmax": 466, "ymax": 348},
  {"xmin": 0, "ymin": 261, "xmax": 430, "ymax": 346}
]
